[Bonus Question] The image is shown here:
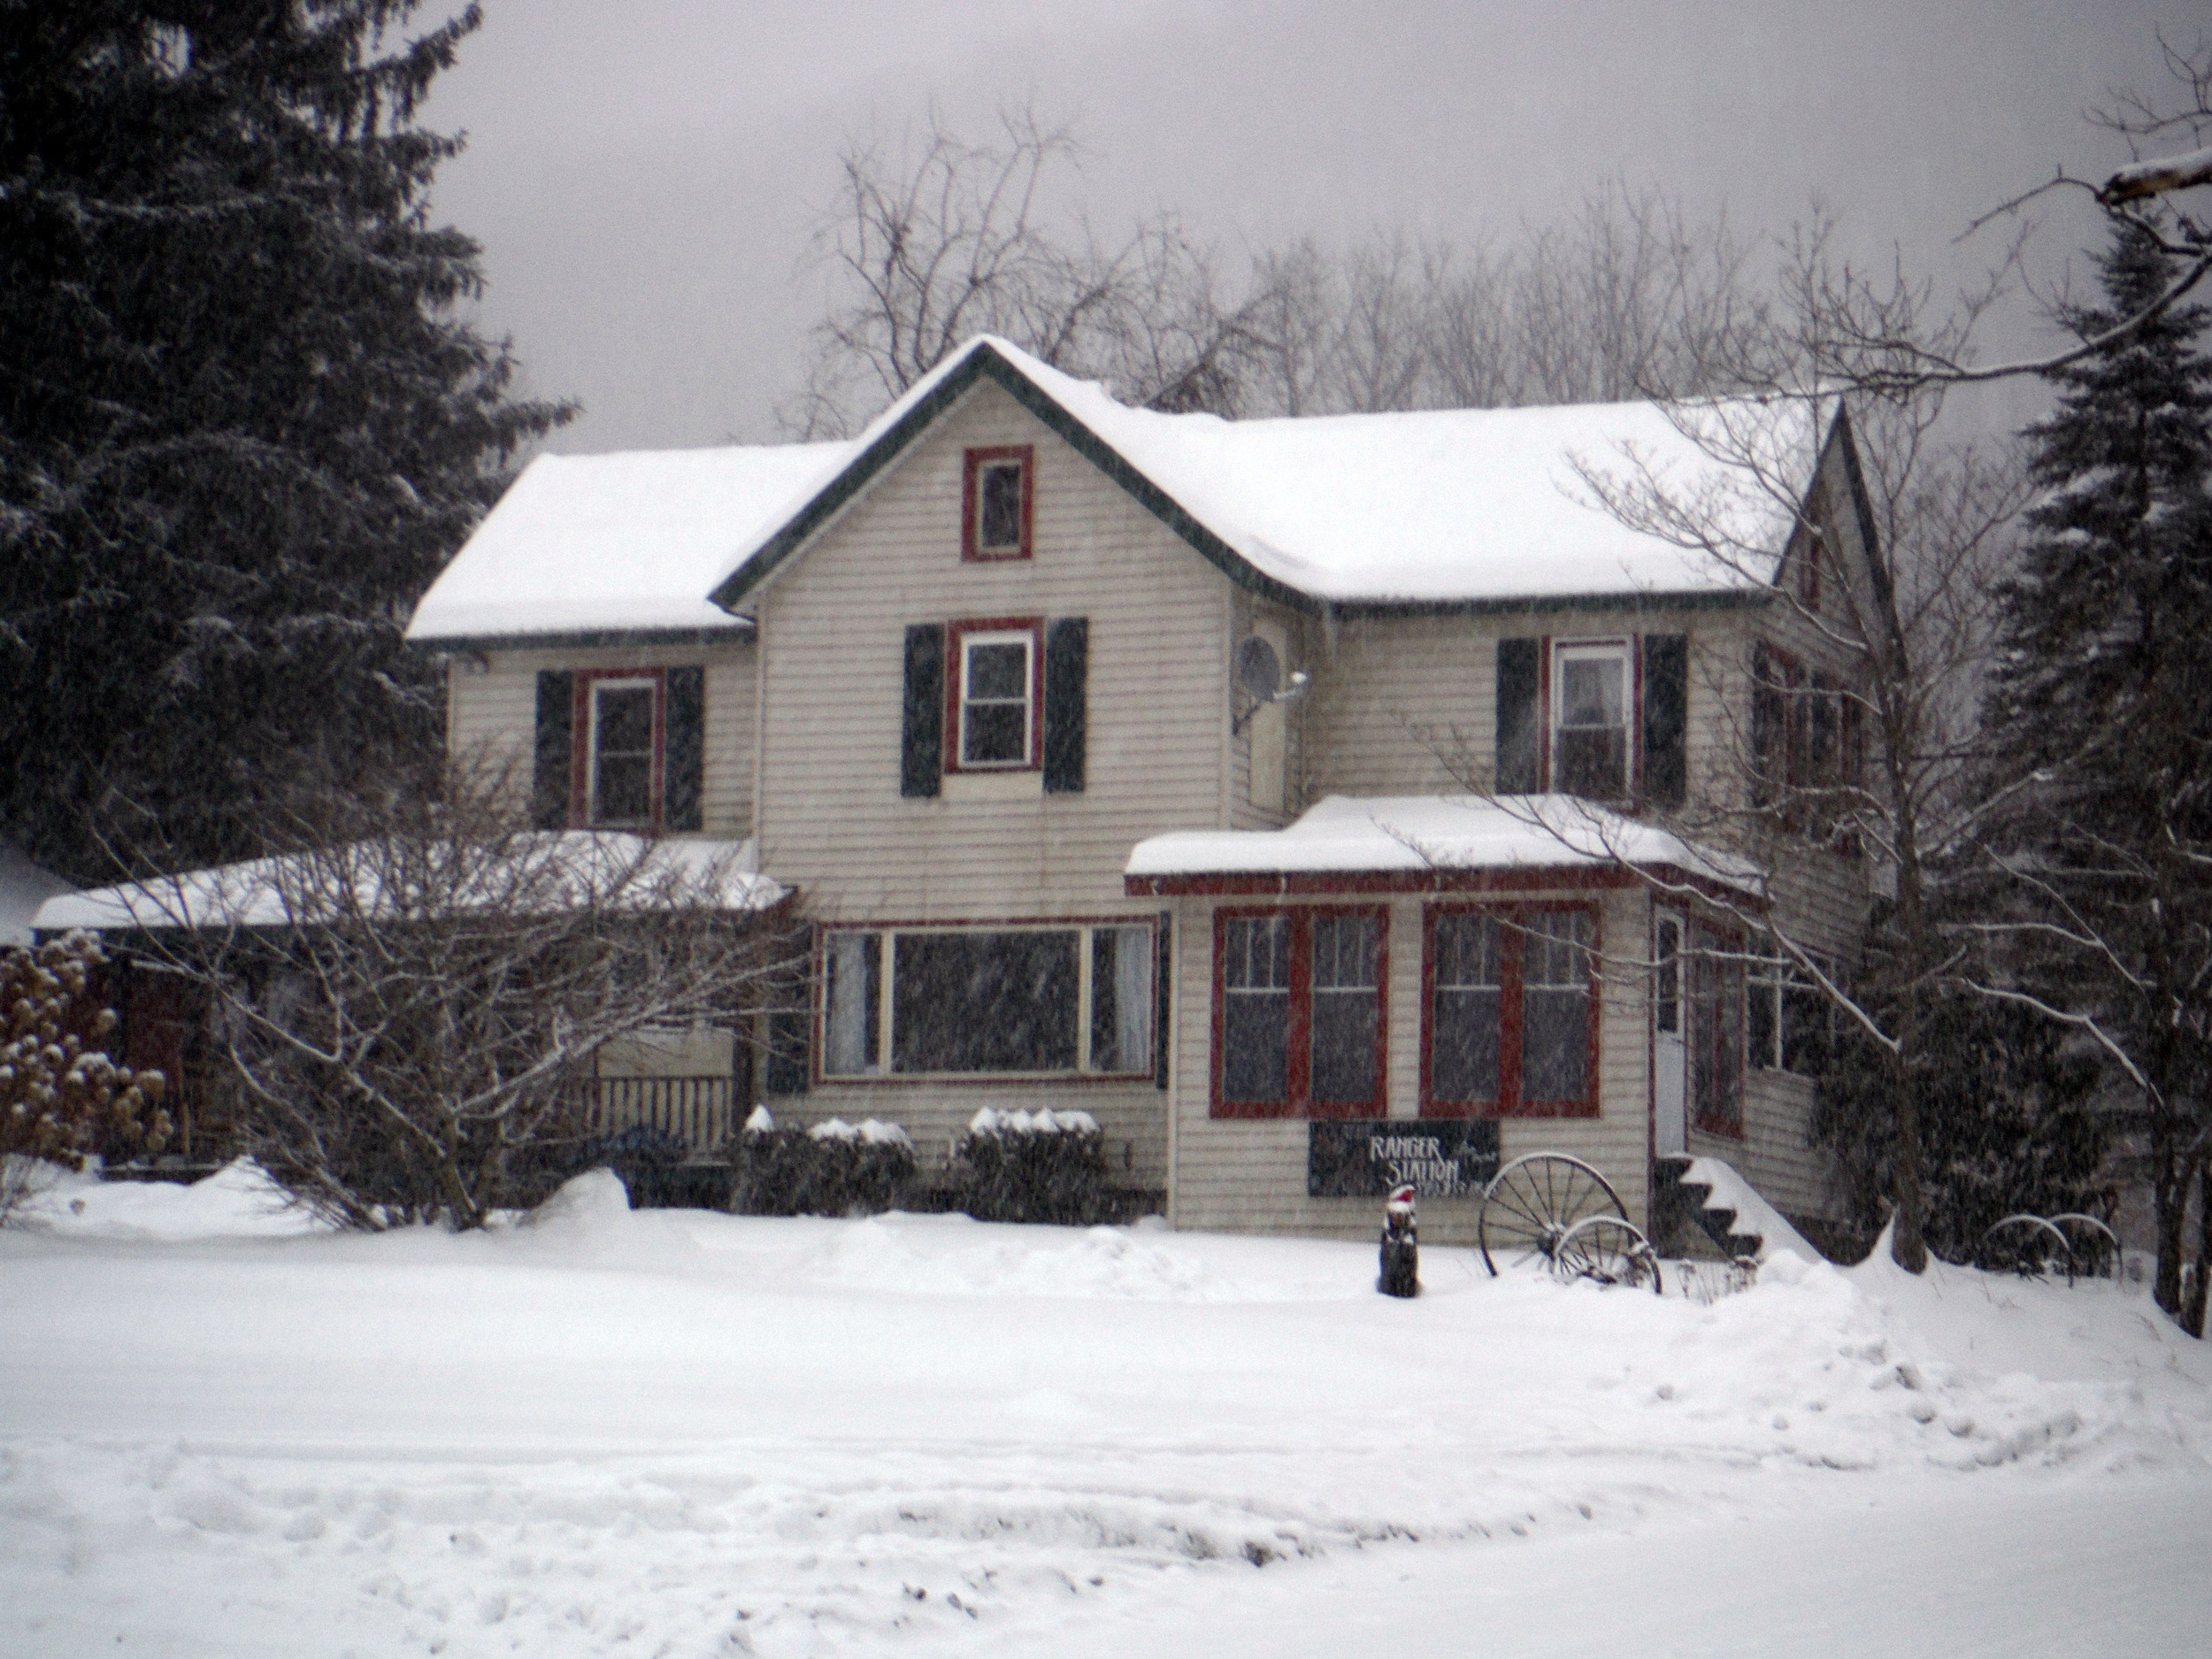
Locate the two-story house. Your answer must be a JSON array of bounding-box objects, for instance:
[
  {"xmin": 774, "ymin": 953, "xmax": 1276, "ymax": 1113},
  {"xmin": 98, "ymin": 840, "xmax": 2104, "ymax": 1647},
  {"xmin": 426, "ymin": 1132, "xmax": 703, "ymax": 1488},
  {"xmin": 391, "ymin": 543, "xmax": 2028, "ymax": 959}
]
[{"xmin": 399, "ymin": 335, "xmax": 1870, "ymax": 1248}]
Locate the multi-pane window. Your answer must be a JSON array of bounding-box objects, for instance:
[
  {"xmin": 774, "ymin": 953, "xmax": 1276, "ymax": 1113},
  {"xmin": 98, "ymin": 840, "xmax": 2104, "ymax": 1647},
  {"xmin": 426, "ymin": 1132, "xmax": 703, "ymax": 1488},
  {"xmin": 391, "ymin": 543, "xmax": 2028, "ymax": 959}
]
[
  {"xmin": 1425, "ymin": 907, "xmax": 1598, "ymax": 1117},
  {"xmin": 1221, "ymin": 915, "xmax": 1291, "ymax": 1108},
  {"xmin": 955, "ymin": 627, "xmax": 1038, "ymax": 769},
  {"xmin": 1688, "ymin": 923, "xmax": 1745, "ymax": 1133},
  {"xmin": 588, "ymin": 678, "xmax": 658, "ymax": 826},
  {"xmin": 1552, "ymin": 642, "xmax": 1630, "ymax": 800},
  {"xmin": 820, "ymin": 923, "xmax": 1153, "ymax": 1079},
  {"xmin": 1747, "ymin": 936, "xmax": 1835, "ymax": 1076},
  {"xmin": 964, "ymin": 446, "xmax": 1033, "ymax": 560},
  {"xmin": 1214, "ymin": 909, "xmax": 1386, "ymax": 1118}
]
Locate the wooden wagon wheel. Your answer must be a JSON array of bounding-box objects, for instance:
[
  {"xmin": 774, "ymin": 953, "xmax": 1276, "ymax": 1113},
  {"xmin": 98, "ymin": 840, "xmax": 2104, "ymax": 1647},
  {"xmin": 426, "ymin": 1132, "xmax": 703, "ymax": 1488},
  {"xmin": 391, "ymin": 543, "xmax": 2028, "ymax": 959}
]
[
  {"xmin": 1978, "ymin": 1214, "xmax": 2075, "ymax": 1282},
  {"xmin": 1552, "ymin": 1215, "xmax": 1664, "ymax": 1294},
  {"xmin": 2049, "ymin": 1213, "xmax": 2121, "ymax": 1282},
  {"xmin": 1479, "ymin": 1153, "xmax": 1632, "ymax": 1278}
]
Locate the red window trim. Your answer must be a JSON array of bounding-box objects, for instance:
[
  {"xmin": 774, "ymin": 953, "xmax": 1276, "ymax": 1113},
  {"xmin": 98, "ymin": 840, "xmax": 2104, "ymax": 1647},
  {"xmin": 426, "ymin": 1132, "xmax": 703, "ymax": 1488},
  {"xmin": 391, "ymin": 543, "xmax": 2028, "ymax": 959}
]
[
  {"xmin": 569, "ymin": 668, "xmax": 665, "ymax": 831},
  {"xmin": 943, "ymin": 617, "xmax": 1045, "ymax": 773},
  {"xmin": 963, "ymin": 445, "xmax": 1035, "ymax": 562},
  {"xmin": 1209, "ymin": 903, "xmax": 1389, "ymax": 1121},
  {"xmin": 1688, "ymin": 919, "xmax": 1747, "ymax": 1140},
  {"xmin": 1545, "ymin": 635, "xmax": 1641, "ymax": 800},
  {"xmin": 1418, "ymin": 900, "xmax": 1601, "ymax": 1120}
]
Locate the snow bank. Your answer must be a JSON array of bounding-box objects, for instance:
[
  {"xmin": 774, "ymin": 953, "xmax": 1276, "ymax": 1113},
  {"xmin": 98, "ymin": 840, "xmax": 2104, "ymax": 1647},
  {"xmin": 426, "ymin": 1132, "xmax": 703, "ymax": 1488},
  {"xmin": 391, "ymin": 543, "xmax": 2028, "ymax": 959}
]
[
  {"xmin": 3, "ymin": 1195, "xmax": 2206, "ymax": 1657},
  {"xmin": 7, "ymin": 1156, "xmax": 323, "ymax": 1240}
]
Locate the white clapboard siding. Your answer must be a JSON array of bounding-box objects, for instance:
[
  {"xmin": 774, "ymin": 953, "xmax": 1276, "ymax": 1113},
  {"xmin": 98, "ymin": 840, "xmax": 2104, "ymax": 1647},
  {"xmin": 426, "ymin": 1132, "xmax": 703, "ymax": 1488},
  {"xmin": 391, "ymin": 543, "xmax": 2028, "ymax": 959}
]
[
  {"xmin": 445, "ymin": 643, "xmax": 757, "ymax": 839},
  {"xmin": 754, "ymin": 379, "xmax": 1236, "ymax": 918}
]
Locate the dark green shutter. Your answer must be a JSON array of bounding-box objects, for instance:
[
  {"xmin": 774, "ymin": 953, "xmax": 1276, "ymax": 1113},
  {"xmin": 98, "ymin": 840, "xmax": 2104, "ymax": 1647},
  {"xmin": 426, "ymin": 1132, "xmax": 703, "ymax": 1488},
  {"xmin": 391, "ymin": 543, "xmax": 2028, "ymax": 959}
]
[
  {"xmin": 664, "ymin": 666, "xmax": 705, "ymax": 831},
  {"xmin": 1750, "ymin": 641, "xmax": 1783, "ymax": 808},
  {"xmin": 1155, "ymin": 910, "xmax": 1172, "ymax": 1089},
  {"xmin": 901, "ymin": 624, "xmax": 945, "ymax": 797},
  {"xmin": 1640, "ymin": 634, "xmax": 1687, "ymax": 809},
  {"xmin": 533, "ymin": 671, "xmax": 574, "ymax": 829},
  {"xmin": 1494, "ymin": 637, "xmax": 1542, "ymax": 794},
  {"xmin": 1043, "ymin": 617, "xmax": 1088, "ymax": 794}
]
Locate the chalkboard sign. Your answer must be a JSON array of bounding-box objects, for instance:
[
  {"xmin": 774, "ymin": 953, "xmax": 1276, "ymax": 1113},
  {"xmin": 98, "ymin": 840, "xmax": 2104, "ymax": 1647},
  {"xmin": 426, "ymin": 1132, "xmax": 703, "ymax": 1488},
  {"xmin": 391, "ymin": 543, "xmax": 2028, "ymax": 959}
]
[{"xmin": 1307, "ymin": 1120, "xmax": 1502, "ymax": 1199}]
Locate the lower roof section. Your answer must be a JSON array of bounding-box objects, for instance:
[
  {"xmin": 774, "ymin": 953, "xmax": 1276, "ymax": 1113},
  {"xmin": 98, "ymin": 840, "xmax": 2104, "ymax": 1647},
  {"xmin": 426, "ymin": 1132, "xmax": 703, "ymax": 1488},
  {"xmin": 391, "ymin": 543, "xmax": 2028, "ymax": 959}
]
[{"xmin": 1124, "ymin": 795, "xmax": 1762, "ymax": 899}]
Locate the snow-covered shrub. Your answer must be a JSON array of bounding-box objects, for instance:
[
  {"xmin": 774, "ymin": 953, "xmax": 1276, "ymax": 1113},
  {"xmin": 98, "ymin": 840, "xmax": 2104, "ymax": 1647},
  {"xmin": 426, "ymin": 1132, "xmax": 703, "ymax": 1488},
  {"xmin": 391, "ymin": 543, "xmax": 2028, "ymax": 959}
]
[
  {"xmin": 950, "ymin": 1108, "xmax": 1112, "ymax": 1225},
  {"xmin": 731, "ymin": 1108, "xmax": 915, "ymax": 1217},
  {"xmin": 2, "ymin": 934, "xmax": 170, "ymax": 1225}
]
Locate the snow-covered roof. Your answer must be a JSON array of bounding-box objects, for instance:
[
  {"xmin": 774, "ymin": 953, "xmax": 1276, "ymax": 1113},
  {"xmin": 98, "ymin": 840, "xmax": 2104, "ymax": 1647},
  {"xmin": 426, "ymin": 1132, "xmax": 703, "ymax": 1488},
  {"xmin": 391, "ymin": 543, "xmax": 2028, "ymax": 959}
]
[
  {"xmin": 2, "ymin": 841, "xmax": 77, "ymax": 947},
  {"xmin": 716, "ymin": 335, "xmax": 1821, "ymax": 611},
  {"xmin": 406, "ymin": 442, "xmax": 852, "ymax": 646},
  {"xmin": 1125, "ymin": 795, "xmax": 1761, "ymax": 894},
  {"xmin": 35, "ymin": 835, "xmax": 782, "ymax": 935}
]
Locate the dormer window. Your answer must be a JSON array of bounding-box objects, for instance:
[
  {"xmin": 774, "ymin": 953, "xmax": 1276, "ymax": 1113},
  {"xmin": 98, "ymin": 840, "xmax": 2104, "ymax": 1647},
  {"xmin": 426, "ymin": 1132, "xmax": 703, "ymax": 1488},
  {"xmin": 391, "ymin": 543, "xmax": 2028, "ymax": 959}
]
[
  {"xmin": 964, "ymin": 446, "xmax": 1033, "ymax": 561},
  {"xmin": 1552, "ymin": 641, "xmax": 1629, "ymax": 801}
]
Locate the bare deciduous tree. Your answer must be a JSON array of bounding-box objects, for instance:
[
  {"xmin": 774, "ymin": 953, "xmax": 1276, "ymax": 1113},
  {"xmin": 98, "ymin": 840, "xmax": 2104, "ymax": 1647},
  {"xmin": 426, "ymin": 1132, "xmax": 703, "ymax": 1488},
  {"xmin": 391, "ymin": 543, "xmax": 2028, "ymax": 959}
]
[{"xmin": 125, "ymin": 765, "xmax": 796, "ymax": 1229}]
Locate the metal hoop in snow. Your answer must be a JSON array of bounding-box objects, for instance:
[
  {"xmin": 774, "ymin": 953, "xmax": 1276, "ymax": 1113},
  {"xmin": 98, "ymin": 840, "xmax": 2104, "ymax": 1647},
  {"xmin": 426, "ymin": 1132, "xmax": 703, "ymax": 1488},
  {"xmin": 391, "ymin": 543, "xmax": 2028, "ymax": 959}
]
[
  {"xmin": 1552, "ymin": 1214, "xmax": 1664, "ymax": 1294},
  {"xmin": 2049, "ymin": 1213, "xmax": 2121, "ymax": 1282},
  {"xmin": 1478, "ymin": 1153, "xmax": 1632, "ymax": 1279},
  {"xmin": 1978, "ymin": 1214, "xmax": 2075, "ymax": 1282}
]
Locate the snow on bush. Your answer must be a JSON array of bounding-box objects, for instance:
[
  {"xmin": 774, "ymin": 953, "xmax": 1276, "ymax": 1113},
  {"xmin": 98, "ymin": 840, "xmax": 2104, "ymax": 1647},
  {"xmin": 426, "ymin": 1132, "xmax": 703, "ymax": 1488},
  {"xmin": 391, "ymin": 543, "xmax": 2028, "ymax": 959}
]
[
  {"xmin": 954, "ymin": 1105, "xmax": 1116, "ymax": 1225},
  {"xmin": 733, "ymin": 1109, "xmax": 916, "ymax": 1217}
]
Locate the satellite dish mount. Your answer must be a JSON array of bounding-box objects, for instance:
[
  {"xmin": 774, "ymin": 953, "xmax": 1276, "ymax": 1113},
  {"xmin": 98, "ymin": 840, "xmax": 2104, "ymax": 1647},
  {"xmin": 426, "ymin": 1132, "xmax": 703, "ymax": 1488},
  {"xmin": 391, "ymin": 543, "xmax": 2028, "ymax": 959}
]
[{"xmin": 1233, "ymin": 635, "xmax": 1310, "ymax": 733}]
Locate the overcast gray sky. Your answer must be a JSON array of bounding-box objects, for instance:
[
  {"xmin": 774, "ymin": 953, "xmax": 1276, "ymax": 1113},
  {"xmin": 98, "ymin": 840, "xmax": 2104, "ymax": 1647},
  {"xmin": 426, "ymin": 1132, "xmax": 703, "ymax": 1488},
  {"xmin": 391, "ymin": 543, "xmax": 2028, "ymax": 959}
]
[{"xmin": 419, "ymin": 1, "xmax": 2201, "ymax": 455}]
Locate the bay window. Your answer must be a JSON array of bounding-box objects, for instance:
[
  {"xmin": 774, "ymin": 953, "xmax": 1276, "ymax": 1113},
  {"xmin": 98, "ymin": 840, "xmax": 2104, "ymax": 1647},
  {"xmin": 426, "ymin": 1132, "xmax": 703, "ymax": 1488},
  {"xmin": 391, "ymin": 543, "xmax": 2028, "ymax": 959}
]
[
  {"xmin": 1423, "ymin": 905, "xmax": 1598, "ymax": 1117},
  {"xmin": 820, "ymin": 921, "xmax": 1155, "ymax": 1079}
]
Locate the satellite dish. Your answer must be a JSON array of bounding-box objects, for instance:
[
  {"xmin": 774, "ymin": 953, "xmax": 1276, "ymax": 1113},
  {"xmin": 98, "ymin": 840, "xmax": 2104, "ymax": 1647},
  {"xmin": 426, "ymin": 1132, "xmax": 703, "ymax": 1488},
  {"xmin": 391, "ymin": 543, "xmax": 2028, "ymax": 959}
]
[{"xmin": 1236, "ymin": 635, "xmax": 1283, "ymax": 700}]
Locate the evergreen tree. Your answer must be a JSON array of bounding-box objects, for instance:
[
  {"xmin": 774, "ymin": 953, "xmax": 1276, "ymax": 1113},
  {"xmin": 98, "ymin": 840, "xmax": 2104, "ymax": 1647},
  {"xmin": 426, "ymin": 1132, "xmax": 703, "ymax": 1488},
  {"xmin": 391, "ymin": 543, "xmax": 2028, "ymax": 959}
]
[
  {"xmin": 0, "ymin": 2, "xmax": 572, "ymax": 879},
  {"xmin": 1985, "ymin": 220, "xmax": 2212, "ymax": 1322},
  {"xmin": 1814, "ymin": 952, "xmax": 2104, "ymax": 1264}
]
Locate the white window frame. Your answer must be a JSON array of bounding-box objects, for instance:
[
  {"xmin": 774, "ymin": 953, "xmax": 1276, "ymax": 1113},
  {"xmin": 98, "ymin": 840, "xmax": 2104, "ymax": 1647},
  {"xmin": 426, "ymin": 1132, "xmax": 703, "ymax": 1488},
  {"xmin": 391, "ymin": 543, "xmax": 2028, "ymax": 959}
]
[
  {"xmin": 956, "ymin": 628, "xmax": 1038, "ymax": 772},
  {"xmin": 587, "ymin": 674, "xmax": 660, "ymax": 828},
  {"xmin": 818, "ymin": 921, "xmax": 1156, "ymax": 1080},
  {"xmin": 1549, "ymin": 639, "xmax": 1632, "ymax": 801}
]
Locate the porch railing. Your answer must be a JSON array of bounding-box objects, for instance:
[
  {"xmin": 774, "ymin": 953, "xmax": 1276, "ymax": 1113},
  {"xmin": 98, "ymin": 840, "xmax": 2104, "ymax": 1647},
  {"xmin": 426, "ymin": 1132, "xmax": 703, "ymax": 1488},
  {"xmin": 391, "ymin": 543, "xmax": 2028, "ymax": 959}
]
[{"xmin": 587, "ymin": 1075, "xmax": 739, "ymax": 1156}]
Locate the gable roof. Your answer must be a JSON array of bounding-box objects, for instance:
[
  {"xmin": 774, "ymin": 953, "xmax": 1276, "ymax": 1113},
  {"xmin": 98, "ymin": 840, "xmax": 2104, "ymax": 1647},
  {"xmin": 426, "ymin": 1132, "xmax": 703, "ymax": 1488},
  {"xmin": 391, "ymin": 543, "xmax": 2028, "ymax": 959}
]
[
  {"xmin": 406, "ymin": 442, "xmax": 852, "ymax": 650},
  {"xmin": 710, "ymin": 335, "xmax": 1827, "ymax": 618}
]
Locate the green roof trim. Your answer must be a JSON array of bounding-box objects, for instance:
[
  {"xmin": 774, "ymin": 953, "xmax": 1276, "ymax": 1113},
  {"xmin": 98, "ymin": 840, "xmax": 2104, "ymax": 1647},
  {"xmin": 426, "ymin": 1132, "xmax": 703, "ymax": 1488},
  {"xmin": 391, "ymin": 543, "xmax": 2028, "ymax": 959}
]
[
  {"xmin": 406, "ymin": 624, "xmax": 753, "ymax": 655},
  {"xmin": 1329, "ymin": 587, "xmax": 1770, "ymax": 622},
  {"xmin": 707, "ymin": 345, "xmax": 1324, "ymax": 617}
]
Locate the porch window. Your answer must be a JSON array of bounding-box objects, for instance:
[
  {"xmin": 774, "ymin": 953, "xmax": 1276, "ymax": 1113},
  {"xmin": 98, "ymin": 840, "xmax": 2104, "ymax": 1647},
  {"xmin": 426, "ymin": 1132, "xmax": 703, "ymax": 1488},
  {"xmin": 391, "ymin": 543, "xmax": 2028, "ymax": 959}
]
[
  {"xmin": 1747, "ymin": 935, "xmax": 1834, "ymax": 1076},
  {"xmin": 1423, "ymin": 905, "xmax": 1599, "ymax": 1117},
  {"xmin": 1552, "ymin": 641, "xmax": 1630, "ymax": 801},
  {"xmin": 1688, "ymin": 923, "xmax": 1745, "ymax": 1134},
  {"xmin": 819, "ymin": 921, "xmax": 1153, "ymax": 1079},
  {"xmin": 1213, "ymin": 908, "xmax": 1386, "ymax": 1118}
]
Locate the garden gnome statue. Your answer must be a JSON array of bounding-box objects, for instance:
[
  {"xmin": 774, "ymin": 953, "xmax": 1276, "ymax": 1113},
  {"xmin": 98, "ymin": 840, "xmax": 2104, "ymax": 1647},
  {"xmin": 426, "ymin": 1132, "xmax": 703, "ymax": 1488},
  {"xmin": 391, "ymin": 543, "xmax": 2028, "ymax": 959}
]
[{"xmin": 1379, "ymin": 1183, "xmax": 1419, "ymax": 1297}]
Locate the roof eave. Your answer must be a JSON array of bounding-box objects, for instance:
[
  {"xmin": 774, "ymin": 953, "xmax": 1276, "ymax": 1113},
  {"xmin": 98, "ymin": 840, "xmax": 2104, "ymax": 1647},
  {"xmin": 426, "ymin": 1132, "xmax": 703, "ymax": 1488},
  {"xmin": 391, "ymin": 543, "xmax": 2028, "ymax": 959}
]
[{"xmin": 404, "ymin": 622, "xmax": 756, "ymax": 655}]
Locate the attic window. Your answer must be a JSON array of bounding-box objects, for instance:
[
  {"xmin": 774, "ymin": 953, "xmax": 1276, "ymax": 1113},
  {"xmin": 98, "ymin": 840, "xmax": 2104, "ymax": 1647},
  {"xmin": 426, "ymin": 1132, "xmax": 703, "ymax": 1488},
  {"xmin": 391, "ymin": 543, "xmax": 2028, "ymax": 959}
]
[{"xmin": 964, "ymin": 446, "xmax": 1033, "ymax": 560}]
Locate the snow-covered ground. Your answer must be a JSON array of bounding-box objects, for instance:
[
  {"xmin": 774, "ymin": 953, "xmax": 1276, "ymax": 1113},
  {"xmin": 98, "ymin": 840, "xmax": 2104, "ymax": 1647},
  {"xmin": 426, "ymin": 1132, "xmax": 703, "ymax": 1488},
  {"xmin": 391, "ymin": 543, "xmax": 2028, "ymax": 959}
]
[{"xmin": 3, "ymin": 1163, "xmax": 2207, "ymax": 1657}]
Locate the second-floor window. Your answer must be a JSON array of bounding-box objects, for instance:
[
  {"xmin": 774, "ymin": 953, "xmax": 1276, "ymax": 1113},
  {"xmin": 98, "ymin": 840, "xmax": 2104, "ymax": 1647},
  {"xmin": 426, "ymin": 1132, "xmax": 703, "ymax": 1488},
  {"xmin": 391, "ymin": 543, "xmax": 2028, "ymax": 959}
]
[
  {"xmin": 588, "ymin": 676, "xmax": 659, "ymax": 826},
  {"xmin": 950, "ymin": 620, "xmax": 1042, "ymax": 771},
  {"xmin": 1552, "ymin": 641, "xmax": 1630, "ymax": 800}
]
